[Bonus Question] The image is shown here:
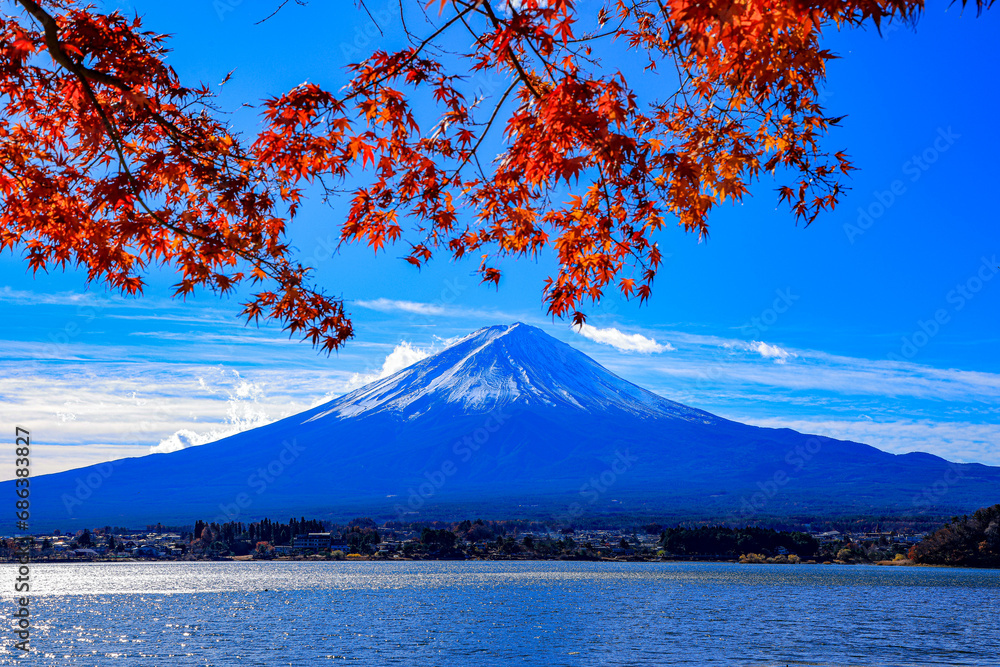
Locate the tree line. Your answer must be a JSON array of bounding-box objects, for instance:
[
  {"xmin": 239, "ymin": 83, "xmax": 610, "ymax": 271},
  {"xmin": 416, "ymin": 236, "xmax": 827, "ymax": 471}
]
[
  {"xmin": 908, "ymin": 504, "xmax": 1000, "ymax": 568},
  {"xmin": 191, "ymin": 516, "xmax": 379, "ymax": 557},
  {"xmin": 658, "ymin": 526, "xmax": 820, "ymax": 559}
]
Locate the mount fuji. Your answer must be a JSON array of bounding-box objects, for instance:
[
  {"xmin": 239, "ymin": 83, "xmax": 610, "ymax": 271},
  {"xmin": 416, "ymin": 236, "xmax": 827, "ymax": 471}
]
[{"xmin": 12, "ymin": 323, "xmax": 1000, "ymax": 530}]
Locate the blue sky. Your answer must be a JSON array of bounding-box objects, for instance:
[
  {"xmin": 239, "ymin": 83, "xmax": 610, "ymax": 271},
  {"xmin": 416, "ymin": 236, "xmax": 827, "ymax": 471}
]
[{"xmin": 1, "ymin": 1, "xmax": 998, "ymax": 477}]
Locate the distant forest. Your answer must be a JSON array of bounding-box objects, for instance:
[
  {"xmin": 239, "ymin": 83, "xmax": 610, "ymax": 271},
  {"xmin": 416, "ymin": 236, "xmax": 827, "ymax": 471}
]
[
  {"xmin": 65, "ymin": 504, "xmax": 1000, "ymax": 568},
  {"xmin": 909, "ymin": 504, "xmax": 1000, "ymax": 568},
  {"xmin": 658, "ymin": 526, "xmax": 819, "ymax": 559}
]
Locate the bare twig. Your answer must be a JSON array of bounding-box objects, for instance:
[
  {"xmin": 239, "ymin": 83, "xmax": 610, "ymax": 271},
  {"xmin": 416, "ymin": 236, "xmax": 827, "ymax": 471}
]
[
  {"xmin": 358, "ymin": 0, "xmax": 384, "ymax": 36},
  {"xmin": 256, "ymin": 0, "xmax": 308, "ymax": 26}
]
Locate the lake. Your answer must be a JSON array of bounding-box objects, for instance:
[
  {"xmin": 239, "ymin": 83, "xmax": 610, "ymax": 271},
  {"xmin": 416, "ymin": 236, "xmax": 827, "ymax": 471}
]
[{"xmin": 2, "ymin": 561, "xmax": 997, "ymax": 666}]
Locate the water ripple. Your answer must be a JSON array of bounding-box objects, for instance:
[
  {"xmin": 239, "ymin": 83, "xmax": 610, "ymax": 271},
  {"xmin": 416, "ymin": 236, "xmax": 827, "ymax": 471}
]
[{"xmin": 1, "ymin": 561, "xmax": 997, "ymax": 666}]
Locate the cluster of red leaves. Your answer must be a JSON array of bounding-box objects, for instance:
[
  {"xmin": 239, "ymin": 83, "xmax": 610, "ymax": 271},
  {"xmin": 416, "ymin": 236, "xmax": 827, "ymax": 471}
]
[
  {"xmin": 0, "ymin": 0, "xmax": 351, "ymax": 350},
  {"xmin": 0, "ymin": 0, "xmax": 988, "ymax": 349}
]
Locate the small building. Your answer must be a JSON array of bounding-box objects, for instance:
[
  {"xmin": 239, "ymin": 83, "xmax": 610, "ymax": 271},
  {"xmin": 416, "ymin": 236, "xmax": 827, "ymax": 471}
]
[
  {"xmin": 814, "ymin": 531, "xmax": 841, "ymax": 542},
  {"xmin": 292, "ymin": 533, "xmax": 332, "ymax": 550}
]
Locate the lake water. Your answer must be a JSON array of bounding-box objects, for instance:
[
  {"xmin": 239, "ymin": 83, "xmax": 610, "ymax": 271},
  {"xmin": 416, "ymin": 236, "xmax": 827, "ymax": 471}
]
[{"xmin": 1, "ymin": 561, "xmax": 997, "ymax": 666}]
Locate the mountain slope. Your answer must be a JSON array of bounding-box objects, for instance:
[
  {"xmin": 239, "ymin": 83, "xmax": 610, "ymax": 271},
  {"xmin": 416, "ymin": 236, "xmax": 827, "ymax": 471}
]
[
  {"xmin": 12, "ymin": 323, "xmax": 1000, "ymax": 530},
  {"xmin": 313, "ymin": 323, "xmax": 713, "ymax": 420}
]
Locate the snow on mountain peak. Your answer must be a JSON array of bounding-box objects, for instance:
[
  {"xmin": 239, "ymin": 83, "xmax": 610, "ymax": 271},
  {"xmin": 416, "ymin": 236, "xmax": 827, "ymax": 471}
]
[{"xmin": 305, "ymin": 323, "xmax": 715, "ymax": 423}]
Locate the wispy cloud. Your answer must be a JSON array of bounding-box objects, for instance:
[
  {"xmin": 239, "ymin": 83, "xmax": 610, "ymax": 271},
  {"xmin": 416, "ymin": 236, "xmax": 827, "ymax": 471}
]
[
  {"xmin": 129, "ymin": 330, "xmax": 300, "ymax": 346},
  {"xmin": 5, "ymin": 312, "xmax": 999, "ymax": 478},
  {"xmin": 355, "ymin": 298, "xmax": 448, "ymax": 316},
  {"xmin": 647, "ymin": 350, "xmax": 1000, "ymax": 403},
  {"xmin": 106, "ymin": 313, "xmax": 233, "ymax": 325},
  {"xmin": 0, "ymin": 287, "xmax": 105, "ymax": 306},
  {"xmin": 24, "ymin": 444, "xmax": 152, "ymax": 477},
  {"xmin": 0, "ymin": 362, "xmax": 358, "ymax": 478},
  {"xmin": 352, "ymin": 296, "xmax": 527, "ymax": 324},
  {"xmin": 150, "ymin": 372, "xmax": 276, "ymax": 454},
  {"xmin": 739, "ymin": 416, "xmax": 1000, "ymax": 466},
  {"xmin": 573, "ymin": 323, "xmax": 674, "ymax": 353},
  {"xmin": 347, "ymin": 341, "xmax": 431, "ymax": 388}
]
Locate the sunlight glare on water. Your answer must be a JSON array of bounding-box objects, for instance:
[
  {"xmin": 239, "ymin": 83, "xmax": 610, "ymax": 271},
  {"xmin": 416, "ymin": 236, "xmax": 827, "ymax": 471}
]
[{"xmin": 2, "ymin": 561, "xmax": 997, "ymax": 666}]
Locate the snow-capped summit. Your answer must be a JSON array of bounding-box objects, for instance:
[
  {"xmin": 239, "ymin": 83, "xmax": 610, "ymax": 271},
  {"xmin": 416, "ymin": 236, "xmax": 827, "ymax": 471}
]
[{"xmin": 308, "ymin": 323, "xmax": 713, "ymax": 422}]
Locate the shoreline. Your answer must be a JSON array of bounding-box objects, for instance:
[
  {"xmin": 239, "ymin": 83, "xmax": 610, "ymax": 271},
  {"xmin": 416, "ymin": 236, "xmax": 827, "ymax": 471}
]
[{"xmin": 5, "ymin": 556, "xmax": 961, "ymax": 568}]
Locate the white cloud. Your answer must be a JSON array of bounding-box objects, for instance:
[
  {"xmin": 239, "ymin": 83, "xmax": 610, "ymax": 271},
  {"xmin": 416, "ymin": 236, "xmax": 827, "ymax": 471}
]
[
  {"xmin": 0, "ymin": 286, "xmax": 102, "ymax": 305},
  {"xmin": 5, "ymin": 314, "xmax": 1000, "ymax": 478},
  {"xmin": 738, "ymin": 416, "xmax": 1000, "ymax": 466},
  {"xmin": 751, "ymin": 341, "xmax": 794, "ymax": 363},
  {"xmin": 352, "ymin": 297, "xmax": 528, "ymax": 324},
  {"xmin": 150, "ymin": 429, "xmax": 212, "ymax": 454},
  {"xmin": 573, "ymin": 323, "xmax": 673, "ymax": 353},
  {"xmin": 355, "ymin": 298, "xmax": 447, "ymax": 316},
  {"xmin": 0, "ymin": 362, "xmax": 362, "ymax": 478},
  {"xmin": 106, "ymin": 313, "xmax": 233, "ymax": 325},
  {"xmin": 21, "ymin": 444, "xmax": 151, "ymax": 477},
  {"xmin": 129, "ymin": 330, "xmax": 298, "ymax": 346},
  {"xmin": 348, "ymin": 341, "xmax": 430, "ymax": 388},
  {"xmin": 150, "ymin": 374, "xmax": 287, "ymax": 454},
  {"xmin": 0, "ymin": 286, "xmax": 179, "ymax": 310},
  {"xmin": 648, "ymin": 350, "xmax": 1000, "ymax": 403}
]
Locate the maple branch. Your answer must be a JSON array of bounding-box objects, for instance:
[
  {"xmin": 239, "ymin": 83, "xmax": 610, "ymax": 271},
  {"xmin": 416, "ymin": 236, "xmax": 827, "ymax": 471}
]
[
  {"xmin": 455, "ymin": 3, "xmax": 493, "ymax": 52},
  {"xmin": 457, "ymin": 0, "xmax": 563, "ymax": 84},
  {"xmin": 17, "ymin": 0, "xmax": 121, "ymax": 89},
  {"xmin": 426, "ymin": 78, "xmax": 518, "ymax": 207},
  {"xmin": 337, "ymin": 6, "xmax": 476, "ymax": 107},
  {"xmin": 15, "ymin": 0, "xmax": 267, "ymax": 184},
  {"xmin": 17, "ymin": 0, "xmax": 181, "ymax": 137},
  {"xmin": 80, "ymin": 80, "xmax": 277, "ymax": 277},
  {"xmin": 14, "ymin": 2, "xmax": 292, "ymax": 295},
  {"xmin": 475, "ymin": 0, "xmax": 543, "ymax": 100},
  {"xmin": 465, "ymin": 80, "xmax": 518, "ymax": 167},
  {"xmin": 5, "ymin": 0, "xmax": 981, "ymax": 350},
  {"xmin": 0, "ymin": 163, "xmax": 30, "ymax": 193}
]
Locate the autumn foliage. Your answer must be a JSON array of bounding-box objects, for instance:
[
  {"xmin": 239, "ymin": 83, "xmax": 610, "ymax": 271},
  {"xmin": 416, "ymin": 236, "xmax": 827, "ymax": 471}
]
[
  {"xmin": 0, "ymin": 0, "xmax": 990, "ymax": 350},
  {"xmin": 908, "ymin": 504, "xmax": 1000, "ymax": 568}
]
